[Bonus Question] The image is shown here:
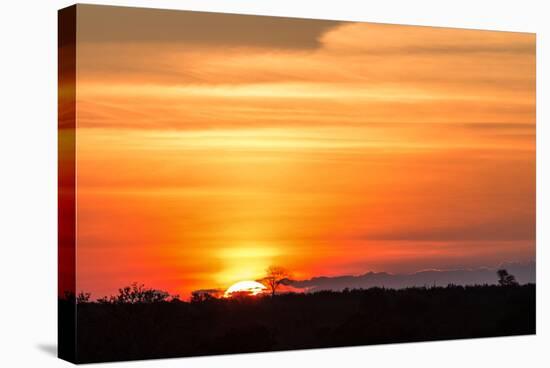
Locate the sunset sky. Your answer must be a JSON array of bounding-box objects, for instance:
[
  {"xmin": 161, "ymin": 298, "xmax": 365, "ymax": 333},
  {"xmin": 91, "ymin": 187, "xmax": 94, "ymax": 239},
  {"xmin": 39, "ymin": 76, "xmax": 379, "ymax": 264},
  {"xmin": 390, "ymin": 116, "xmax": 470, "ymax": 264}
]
[{"xmin": 69, "ymin": 5, "xmax": 535, "ymax": 299}]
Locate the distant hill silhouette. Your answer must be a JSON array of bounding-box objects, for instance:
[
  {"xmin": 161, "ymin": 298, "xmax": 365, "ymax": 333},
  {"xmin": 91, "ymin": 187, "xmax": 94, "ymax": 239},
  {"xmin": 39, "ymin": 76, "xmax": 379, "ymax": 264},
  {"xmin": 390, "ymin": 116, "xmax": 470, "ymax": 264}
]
[{"xmin": 288, "ymin": 262, "xmax": 535, "ymax": 292}]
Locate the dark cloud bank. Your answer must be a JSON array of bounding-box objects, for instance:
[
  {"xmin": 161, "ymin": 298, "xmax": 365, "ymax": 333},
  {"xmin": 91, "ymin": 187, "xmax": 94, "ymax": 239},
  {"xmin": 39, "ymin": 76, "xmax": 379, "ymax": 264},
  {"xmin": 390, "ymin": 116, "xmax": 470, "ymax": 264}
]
[
  {"xmin": 287, "ymin": 262, "xmax": 535, "ymax": 292},
  {"xmin": 77, "ymin": 4, "xmax": 341, "ymax": 49}
]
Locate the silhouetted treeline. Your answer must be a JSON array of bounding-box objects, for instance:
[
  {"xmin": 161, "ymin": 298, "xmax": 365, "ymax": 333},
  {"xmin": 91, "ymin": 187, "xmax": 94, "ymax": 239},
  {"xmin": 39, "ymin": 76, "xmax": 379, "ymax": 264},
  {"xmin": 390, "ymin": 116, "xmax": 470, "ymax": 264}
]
[{"xmin": 60, "ymin": 284, "xmax": 535, "ymax": 363}]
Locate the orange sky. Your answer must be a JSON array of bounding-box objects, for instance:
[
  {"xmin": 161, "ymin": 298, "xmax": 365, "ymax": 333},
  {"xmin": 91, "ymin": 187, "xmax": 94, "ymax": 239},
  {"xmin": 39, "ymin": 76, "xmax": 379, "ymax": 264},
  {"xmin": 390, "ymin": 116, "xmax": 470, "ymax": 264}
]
[{"xmin": 69, "ymin": 5, "xmax": 535, "ymax": 299}]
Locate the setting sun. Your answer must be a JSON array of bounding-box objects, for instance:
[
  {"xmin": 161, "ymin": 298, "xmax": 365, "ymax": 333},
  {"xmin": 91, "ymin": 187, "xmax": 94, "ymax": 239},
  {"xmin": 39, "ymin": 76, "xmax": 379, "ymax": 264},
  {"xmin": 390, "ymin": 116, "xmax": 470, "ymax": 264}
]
[{"xmin": 224, "ymin": 280, "xmax": 267, "ymax": 297}]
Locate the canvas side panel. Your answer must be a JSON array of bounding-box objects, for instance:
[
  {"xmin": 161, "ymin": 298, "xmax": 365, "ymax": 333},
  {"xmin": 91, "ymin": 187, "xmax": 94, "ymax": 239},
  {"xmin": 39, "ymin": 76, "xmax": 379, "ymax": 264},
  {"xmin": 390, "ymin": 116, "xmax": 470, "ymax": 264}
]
[{"xmin": 58, "ymin": 4, "xmax": 77, "ymax": 364}]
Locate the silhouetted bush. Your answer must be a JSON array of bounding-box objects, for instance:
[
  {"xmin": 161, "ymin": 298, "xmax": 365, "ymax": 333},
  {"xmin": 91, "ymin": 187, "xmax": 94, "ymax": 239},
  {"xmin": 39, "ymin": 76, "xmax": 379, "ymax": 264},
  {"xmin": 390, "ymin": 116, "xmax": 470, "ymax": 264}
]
[{"xmin": 94, "ymin": 282, "xmax": 176, "ymax": 304}]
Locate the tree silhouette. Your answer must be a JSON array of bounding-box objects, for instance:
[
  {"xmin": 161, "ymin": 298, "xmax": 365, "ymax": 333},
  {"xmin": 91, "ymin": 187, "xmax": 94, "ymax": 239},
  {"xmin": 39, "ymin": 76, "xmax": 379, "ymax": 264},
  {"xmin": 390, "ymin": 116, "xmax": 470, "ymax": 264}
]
[
  {"xmin": 497, "ymin": 269, "xmax": 519, "ymax": 286},
  {"xmin": 107, "ymin": 282, "xmax": 172, "ymax": 304},
  {"xmin": 191, "ymin": 290, "xmax": 216, "ymax": 303},
  {"xmin": 228, "ymin": 290, "xmax": 257, "ymax": 301},
  {"xmin": 77, "ymin": 291, "xmax": 91, "ymax": 304},
  {"xmin": 259, "ymin": 266, "xmax": 290, "ymax": 296}
]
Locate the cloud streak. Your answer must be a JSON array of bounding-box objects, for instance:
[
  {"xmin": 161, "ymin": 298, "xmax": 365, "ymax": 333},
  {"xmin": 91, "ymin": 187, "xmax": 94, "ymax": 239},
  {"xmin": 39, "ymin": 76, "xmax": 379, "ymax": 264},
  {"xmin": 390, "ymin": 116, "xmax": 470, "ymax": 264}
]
[{"xmin": 360, "ymin": 216, "xmax": 535, "ymax": 242}]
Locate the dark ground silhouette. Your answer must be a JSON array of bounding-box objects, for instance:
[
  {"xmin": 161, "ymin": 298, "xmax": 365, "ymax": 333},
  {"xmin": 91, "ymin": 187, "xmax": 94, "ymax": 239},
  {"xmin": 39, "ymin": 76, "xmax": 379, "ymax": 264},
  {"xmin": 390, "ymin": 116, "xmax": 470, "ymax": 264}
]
[{"xmin": 60, "ymin": 284, "xmax": 535, "ymax": 363}]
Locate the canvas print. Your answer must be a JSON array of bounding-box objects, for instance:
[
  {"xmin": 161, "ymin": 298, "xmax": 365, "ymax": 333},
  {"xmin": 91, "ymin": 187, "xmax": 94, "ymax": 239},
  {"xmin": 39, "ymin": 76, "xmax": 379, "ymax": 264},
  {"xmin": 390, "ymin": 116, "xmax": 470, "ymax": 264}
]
[{"xmin": 58, "ymin": 4, "xmax": 536, "ymax": 364}]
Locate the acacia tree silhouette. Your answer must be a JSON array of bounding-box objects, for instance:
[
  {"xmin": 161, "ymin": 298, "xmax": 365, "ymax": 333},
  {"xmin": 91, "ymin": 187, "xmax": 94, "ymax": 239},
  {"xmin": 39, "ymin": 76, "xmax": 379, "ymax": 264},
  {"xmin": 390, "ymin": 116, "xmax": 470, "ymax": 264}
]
[
  {"xmin": 259, "ymin": 266, "xmax": 290, "ymax": 296},
  {"xmin": 497, "ymin": 269, "xmax": 519, "ymax": 286}
]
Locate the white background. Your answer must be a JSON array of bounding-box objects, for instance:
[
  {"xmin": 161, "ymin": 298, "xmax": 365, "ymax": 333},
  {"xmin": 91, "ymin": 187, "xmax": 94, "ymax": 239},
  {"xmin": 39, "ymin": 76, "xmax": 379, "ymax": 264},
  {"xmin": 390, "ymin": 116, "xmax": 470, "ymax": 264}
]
[{"xmin": 0, "ymin": 0, "xmax": 547, "ymax": 367}]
